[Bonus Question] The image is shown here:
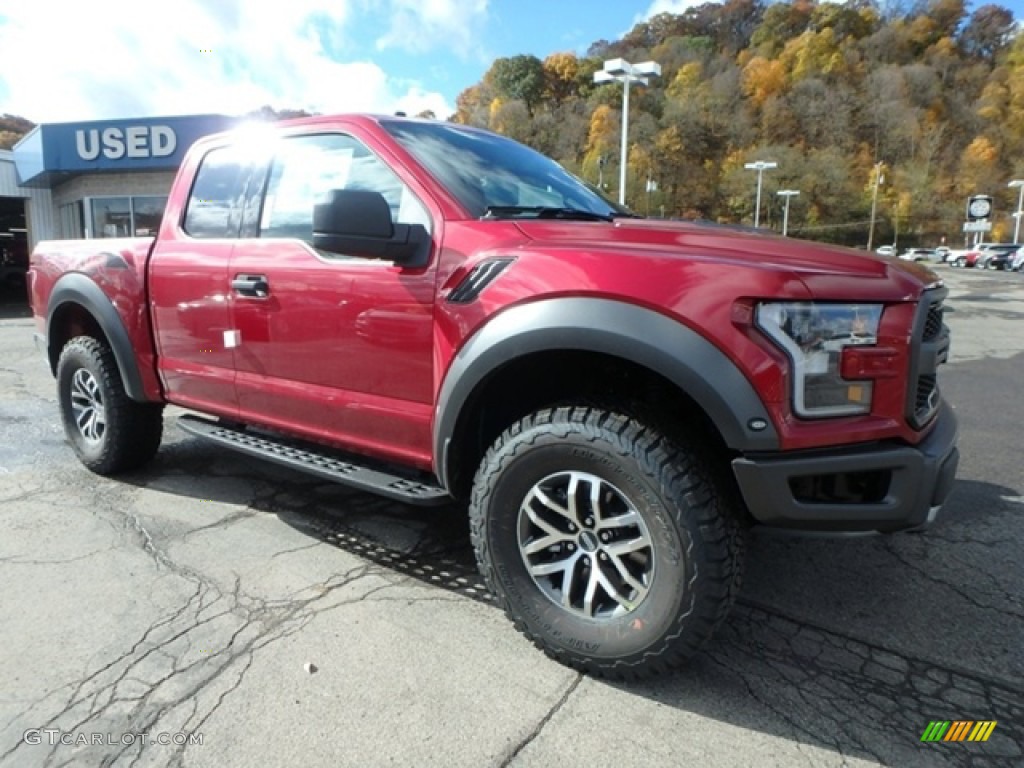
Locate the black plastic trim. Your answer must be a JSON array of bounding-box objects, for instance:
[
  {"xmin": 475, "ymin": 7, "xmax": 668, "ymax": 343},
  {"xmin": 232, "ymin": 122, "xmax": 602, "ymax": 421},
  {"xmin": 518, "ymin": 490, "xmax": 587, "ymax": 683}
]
[
  {"xmin": 46, "ymin": 272, "xmax": 148, "ymax": 401},
  {"xmin": 179, "ymin": 414, "xmax": 451, "ymax": 506},
  {"xmin": 447, "ymin": 259, "xmax": 514, "ymax": 303},
  {"xmin": 905, "ymin": 285, "xmax": 949, "ymax": 429},
  {"xmin": 433, "ymin": 297, "xmax": 779, "ymax": 486},
  {"xmin": 732, "ymin": 401, "xmax": 959, "ymax": 533}
]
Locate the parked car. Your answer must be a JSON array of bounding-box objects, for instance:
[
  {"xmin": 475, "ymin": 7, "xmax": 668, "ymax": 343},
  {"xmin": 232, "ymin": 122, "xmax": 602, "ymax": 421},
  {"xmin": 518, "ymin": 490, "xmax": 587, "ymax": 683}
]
[
  {"xmin": 954, "ymin": 243, "xmax": 1017, "ymax": 268},
  {"xmin": 978, "ymin": 243, "xmax": 1021, "ymax": 270},
  {"xmin": 899, "ymin": 247, "xmax": 940, "ymax": 263},
  {"xmin": 1009, "ymin": 248, "xmax": 1024, "ymax": 271},
  {"xmin": 875, "ymin": 245, "xmax": 896, "ymax": 256}
]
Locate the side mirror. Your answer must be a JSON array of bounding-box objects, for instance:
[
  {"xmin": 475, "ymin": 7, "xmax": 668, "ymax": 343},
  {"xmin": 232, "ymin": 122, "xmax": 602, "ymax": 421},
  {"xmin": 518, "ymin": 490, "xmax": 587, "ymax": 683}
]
[{"xmin": 312, "ymin": 189, "xmax": 430, "ymax": 267}]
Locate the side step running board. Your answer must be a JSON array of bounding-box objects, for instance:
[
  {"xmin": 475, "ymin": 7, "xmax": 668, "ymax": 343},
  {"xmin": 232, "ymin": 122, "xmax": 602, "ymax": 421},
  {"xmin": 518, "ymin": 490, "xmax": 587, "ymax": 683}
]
[{"xmin": 177, "ymin": 415, "xmax": 451, "ymax": 506}]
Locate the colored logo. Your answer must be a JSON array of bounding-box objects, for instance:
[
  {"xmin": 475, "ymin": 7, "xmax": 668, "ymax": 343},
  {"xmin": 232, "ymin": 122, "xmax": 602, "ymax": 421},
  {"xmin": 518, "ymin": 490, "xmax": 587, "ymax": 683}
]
[{"xmin": 921, "ymin": 721, "xmax": 997, "ymax": 742}]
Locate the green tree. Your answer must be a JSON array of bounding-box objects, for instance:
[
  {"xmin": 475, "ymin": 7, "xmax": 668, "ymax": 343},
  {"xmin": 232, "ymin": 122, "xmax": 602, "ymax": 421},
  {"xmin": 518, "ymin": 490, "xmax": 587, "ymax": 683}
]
[{"xmin": 487, "ymin": 55, "xmax": 547, "ymax": 116}]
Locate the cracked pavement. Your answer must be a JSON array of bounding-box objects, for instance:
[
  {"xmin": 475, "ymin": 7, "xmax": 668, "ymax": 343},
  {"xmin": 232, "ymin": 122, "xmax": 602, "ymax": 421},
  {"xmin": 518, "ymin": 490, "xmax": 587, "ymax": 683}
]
[{"xmin": 1, "ymin": 266, "xmax": 1022, "ymax": 767}]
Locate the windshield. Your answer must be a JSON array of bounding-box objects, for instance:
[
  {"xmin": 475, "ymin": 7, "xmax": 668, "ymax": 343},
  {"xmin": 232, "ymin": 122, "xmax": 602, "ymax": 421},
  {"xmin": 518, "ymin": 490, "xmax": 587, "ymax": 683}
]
[{"xmin": 381, "ymin": 119, "xmax": 630, "ymax": 220}]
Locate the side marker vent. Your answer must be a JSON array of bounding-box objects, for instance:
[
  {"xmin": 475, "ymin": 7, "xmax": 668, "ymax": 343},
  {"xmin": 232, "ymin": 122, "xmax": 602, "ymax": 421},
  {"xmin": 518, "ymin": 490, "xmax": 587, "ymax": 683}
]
[{"xmin": 447, "ymin": 259, "xmax": 514, "ymax": 304}]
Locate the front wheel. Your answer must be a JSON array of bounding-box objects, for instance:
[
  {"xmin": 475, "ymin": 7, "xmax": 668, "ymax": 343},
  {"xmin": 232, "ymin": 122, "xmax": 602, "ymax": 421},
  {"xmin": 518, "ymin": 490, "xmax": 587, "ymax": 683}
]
[
  {"xmin": 469, "ymin": 407, "xmax": 745, "ymax": 680},
  {"xmin": 57, "ymin": 336, "xmax": 164, "ymax": 474}
]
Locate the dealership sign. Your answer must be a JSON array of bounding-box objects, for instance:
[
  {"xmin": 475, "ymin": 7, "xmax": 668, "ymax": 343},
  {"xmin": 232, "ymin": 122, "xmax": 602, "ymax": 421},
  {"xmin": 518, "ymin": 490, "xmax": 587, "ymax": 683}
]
[
  {"xmin": 12, "ymin": 114, "xmax": 237, "ymax": 187},
  {"xmin": 75, "ymin": 125, "xmax": 177, "ymax": 160}
]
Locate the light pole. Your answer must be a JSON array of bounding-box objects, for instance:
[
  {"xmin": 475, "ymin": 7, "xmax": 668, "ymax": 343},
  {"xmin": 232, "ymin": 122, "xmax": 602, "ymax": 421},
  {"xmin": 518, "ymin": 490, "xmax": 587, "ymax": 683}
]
[
  {"xmin": 594, "ymin": 58, "xmax": 661, "ymax": 206},
  {"xmin": 744, "ymin": 160, "xmax": 777, "ymax": 228},
  {"xmin": 1009, "ymin": 179, "xmax": 1024, "ymax": 243},
  {"xmin": 777, "ymin": 190, "xmax": 800, "ymax": 236},
  {"xmin": 867, "ymin": 162, "xmax": 883, "ymax": 251}
]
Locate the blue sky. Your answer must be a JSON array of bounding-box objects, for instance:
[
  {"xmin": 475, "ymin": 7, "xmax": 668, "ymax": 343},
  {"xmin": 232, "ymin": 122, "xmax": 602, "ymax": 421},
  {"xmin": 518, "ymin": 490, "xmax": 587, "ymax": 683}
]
[{"xmin": 0, "ymin": 0, "xmax": 1018, "ymax": 124}]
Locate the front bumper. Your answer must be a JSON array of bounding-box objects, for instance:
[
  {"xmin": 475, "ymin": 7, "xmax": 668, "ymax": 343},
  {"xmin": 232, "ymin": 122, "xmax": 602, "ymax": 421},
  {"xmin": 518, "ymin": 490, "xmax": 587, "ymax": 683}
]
[{"xmin": 732, "ymin": 401, "xmax": 959, "ymax": 533}]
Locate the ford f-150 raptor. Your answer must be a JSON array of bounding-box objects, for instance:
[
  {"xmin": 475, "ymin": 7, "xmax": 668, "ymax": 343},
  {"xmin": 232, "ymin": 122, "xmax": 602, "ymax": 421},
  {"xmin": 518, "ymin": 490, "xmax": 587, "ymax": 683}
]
[{"xmin": 28, "ymin": 115, "xmax": 959, "ymax": 679}]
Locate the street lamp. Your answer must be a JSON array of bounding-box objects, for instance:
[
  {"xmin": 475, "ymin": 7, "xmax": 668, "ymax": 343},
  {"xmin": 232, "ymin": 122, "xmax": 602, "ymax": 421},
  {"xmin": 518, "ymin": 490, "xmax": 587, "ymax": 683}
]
[
  {"xmin": 777, "ymin": 190, "xmax": 800, "ymax": 236},
  {"xmin": 1009, "ymin": 179, "xmax": 1024, "ymax": 243},
  {"xmin": 744, "ymin": 160, "xmax": 777, "ymax": 228},
  {"xmin": 594, "ymin": 58, "xmax": 661, "ymax": 206}
]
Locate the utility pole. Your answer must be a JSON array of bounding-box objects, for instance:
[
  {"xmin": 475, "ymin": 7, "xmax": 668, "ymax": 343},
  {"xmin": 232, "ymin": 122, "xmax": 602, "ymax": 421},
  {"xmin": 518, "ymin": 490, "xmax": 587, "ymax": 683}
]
[{"xmin": 867, "ymin": 162, "xmax": 883, "ymax": 251}]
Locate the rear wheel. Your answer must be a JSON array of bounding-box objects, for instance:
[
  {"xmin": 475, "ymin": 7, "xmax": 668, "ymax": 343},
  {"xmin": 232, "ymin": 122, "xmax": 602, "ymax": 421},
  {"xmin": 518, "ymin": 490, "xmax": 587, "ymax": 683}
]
[
  {"xmin": 469, "ymin": 406, "xmax": 745, "ymax": 680},
  {"xmin": 57, "ymin": 336, "xmax": 163, "ymax": 474}
]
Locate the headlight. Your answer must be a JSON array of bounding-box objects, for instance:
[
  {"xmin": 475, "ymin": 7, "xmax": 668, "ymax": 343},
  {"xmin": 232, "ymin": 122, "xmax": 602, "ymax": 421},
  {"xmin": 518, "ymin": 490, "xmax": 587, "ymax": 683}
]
[{"xmin": 756, "ymin": 302, "xmax": 883, "ymax": 418}]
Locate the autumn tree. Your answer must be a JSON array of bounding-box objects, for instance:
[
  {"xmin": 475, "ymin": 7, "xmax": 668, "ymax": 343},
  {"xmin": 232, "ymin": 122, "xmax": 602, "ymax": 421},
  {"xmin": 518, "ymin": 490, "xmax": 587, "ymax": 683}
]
[{"xmin": 960, "ymin": 4, "xmax": 1015, "ymax": 61}]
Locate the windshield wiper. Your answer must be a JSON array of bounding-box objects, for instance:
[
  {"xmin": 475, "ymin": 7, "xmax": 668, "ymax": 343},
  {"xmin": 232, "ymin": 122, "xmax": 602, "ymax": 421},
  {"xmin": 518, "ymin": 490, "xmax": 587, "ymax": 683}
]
[{"xmin": 482, "ymin": 206, "xmax": 614, "ymax": 222}]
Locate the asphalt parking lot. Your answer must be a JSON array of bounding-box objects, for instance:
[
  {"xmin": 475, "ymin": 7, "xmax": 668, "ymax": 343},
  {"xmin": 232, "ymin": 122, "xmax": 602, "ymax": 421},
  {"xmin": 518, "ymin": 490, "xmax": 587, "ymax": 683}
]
[{"xmin": 0, "ymin": 265, "xmax": 1021, "ymax": 767}]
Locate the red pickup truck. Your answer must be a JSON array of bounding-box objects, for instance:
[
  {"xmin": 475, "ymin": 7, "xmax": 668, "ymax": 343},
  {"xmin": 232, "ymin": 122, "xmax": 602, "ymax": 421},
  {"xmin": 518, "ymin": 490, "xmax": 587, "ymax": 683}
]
[{"xmin": 28, "ymin": 115, "xmax": 958, "ymax": 679}]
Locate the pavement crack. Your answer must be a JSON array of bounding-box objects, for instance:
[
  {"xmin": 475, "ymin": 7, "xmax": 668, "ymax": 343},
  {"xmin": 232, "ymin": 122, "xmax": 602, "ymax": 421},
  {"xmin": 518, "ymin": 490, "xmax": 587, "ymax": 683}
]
[{"xmin": 500, "ymin": 674, "xmax": 582, "ymax": 767}]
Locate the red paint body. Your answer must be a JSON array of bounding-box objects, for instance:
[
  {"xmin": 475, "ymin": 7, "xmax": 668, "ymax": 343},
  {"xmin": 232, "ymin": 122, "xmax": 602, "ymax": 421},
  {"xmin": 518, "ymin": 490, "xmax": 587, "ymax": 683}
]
[{"xmin": 28, "ymin": 115, "xmax": 943, "ymax": 472}]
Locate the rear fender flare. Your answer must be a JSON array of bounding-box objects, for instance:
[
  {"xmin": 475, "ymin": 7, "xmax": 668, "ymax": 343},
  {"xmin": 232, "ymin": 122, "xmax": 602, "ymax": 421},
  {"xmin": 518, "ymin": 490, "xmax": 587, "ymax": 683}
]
[{"xmin": 46, "ymin": 273, "xmax": 147, "ymax": 402}]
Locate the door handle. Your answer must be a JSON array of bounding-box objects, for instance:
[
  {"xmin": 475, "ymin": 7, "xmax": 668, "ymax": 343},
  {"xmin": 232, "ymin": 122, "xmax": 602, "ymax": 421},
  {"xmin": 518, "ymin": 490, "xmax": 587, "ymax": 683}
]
[{"xmin": 231, "ymin": 274, "xmax": 269, "ymax": 298}]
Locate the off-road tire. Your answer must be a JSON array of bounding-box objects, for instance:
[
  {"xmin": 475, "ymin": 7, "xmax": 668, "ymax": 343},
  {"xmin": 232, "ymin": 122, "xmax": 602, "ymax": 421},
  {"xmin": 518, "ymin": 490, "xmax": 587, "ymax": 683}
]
[
  {"xmin": 56, "ymin": 336, "xmax": 163, "ymax": 475},
  {"xmin": 469, "ymin": 406, "xmax": 746, "ymax": 680}
]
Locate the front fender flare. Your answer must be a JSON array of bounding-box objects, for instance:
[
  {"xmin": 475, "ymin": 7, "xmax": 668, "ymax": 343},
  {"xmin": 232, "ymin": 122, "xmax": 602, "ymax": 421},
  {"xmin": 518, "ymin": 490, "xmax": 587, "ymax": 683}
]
[
  {"xmin": 47, "ymin": 273, "xmax": 148, "ymax": 402},
  {"xmin": 433, "ymin": 297, "xmax": 779, "ymax": 487}
]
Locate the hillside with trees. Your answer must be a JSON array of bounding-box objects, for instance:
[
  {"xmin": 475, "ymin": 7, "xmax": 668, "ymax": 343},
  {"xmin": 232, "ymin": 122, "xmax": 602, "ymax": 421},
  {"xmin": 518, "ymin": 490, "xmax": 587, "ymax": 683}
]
[
  {"xmin": 0, "ymin": 114, "xmax": 34, "ymax": 151},
  {"xmin": 452, "ymin": 0, "xmax": 1021, "ymax": 247}
]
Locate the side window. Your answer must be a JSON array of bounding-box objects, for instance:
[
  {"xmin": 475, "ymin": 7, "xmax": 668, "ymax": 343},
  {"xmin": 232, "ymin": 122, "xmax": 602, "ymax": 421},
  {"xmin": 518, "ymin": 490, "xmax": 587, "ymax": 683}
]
[
  {"xmin": 183, "ymin": 147, "xmax": 248, "ymax": 238},
  {"xmin": 259, "ymin": 134, "xmax": 431, "ymax": 248}
]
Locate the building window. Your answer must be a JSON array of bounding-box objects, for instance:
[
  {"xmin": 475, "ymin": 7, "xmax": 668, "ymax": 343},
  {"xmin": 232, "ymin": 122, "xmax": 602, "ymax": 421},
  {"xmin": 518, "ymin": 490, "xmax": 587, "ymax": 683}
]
[
  {"xmin": 132, "ymin": 196, "xmax": 167, "ymax": 236},
  {"xmin": 92, "ymin": 197, "xmax": 131, "ymax": 238},
  {"xmin": 84, "ymin": 196, "xmax": 169, "ymax": 238},
  {"xmin": 59, "ymin": 202, "xmax": 85, "ymax": 239}
]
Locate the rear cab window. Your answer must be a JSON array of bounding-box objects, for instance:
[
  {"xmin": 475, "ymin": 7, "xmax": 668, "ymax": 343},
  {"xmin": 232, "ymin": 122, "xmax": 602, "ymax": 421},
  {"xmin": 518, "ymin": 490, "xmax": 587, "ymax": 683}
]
[{"xmin": 183, "ymin": 146, "xmax": 251, "ymax": 239}]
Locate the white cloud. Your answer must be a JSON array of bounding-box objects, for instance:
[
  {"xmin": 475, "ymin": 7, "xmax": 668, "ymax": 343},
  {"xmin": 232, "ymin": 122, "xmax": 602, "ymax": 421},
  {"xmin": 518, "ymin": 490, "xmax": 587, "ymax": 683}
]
[
  {"xmin": 0, "ymin": 0, "xmax": 455, "ymax": 122},
  {"xmin": 376, "ymin": 0, "xmax": 489, "ymax": 57}
]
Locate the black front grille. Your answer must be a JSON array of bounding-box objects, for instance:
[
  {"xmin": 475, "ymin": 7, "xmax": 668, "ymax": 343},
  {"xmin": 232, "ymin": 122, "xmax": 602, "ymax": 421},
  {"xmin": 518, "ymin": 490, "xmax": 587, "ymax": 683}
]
[
  {"xmin": 923, "ymin": 302, "xmax": 944, "ymax": 341},
  {"xmin": 914, "ymin": 374, "xmax": 938, "ymax": 423},
  {"xmin": 906, "ymin": 287, "xmax": 948, "ymax": 429}
]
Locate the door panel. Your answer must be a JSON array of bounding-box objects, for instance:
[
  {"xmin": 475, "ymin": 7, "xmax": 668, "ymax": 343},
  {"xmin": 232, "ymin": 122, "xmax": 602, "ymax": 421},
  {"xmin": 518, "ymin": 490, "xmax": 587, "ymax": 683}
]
[
  {"xmin": 149, "ymin": 241, "xmax": 236, "ymax": 414},
  {"xmin": 230, "ymin": 244, "xmax": 435, "ymax": 465},
  {"xmin": 228, "ymin": 132, "xmax": 438, "ymax": 466},
  {"xmin": 149, "ymin": 144, "xmax": 251, "ymax": 416}
]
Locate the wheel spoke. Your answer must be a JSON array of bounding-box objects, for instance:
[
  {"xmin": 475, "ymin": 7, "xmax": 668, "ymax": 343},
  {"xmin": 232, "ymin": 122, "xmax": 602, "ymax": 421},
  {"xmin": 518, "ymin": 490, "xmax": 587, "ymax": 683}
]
[
  {"xmin": 561, "ymin": 555, "xmax": 580, "ymax": 607},
  {"xmin": 582, "ymin": 566, "xmax": 600, "ymax": 616},
  {"xmin": 589, "ymin": 478, "xmax": 604, "ymax": 523},
  {"xmin": 529, "ymin": 555, "xmax": 574, "ymax": 578},
  {"xmin": 566, "ymin": 472, "xmax": 581, "ymax": 525},
  {"xmin": 608, "ymin": 555, "xmax": 650, "ymax": 599},
  {"xmin": 84, "ymin": 412, "xmax": 98, "ymax": 440},
  {"xmin": 594, "ymin": 566, "xmax": 637, "ymax": 612},
  {"xmin": 528, "ymin": 485, "xmax": 574, "ymax": 523},
  {"xmin": 597, "ymin": 510, "xmax": 640, "ymax": 531},
  {"xmin": 522, "ymin": 498, "xmax": 567, "ymax": 539},
  {"xmin": 605, "ymin": 535, "xmax": 650, "ymax": 558},
  {"xmin": 522, "ymin": 532, "xmax": 573, "ymax": 556}
]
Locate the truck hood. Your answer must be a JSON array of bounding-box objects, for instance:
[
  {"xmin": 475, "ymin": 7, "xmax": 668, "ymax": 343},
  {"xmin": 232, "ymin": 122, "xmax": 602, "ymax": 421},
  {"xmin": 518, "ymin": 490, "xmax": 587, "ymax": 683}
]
[{"xmin": 512, "ymin": 218, "xmax": 938, "ymax": 297}]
